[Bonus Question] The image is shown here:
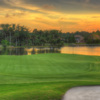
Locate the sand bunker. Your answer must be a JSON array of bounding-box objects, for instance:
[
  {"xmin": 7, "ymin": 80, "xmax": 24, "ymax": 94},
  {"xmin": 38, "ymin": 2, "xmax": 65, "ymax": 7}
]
[{"xmin": 63, "ymin": 86, "xmax": 100, "ymax": 100}]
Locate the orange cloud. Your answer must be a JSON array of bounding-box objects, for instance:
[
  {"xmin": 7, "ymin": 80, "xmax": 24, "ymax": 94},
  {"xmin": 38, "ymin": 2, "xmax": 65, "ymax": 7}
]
[
  {"xmin": 42, "ymin": 4, "xmax": 55, "ymax": 10},
  {"xmin": 1, "ymin": 0, "xmax": 100, "ymax": 32}
]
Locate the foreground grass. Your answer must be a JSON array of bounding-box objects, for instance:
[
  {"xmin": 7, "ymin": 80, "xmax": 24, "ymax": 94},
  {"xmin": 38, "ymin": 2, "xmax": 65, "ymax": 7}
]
[{"xmin": 0, "ymin": 53, "xmax": 100, "ymax": 100}]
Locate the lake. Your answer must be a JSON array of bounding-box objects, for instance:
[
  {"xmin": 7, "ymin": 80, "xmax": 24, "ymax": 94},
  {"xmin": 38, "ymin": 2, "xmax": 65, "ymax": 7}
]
[{"xmin": 0, "ymin": 46, "xmax": 100, "ymax": 56}]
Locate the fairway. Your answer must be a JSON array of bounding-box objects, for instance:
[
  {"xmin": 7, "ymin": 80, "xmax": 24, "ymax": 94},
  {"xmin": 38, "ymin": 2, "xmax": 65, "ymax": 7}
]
[{"xmin": 0, "ymin": 54, "xmax": 100, "ymax": 100}]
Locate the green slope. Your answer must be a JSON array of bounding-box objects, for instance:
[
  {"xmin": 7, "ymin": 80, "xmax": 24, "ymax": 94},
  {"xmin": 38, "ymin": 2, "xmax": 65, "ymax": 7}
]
[{"xmin": 0, "ymin": 54, "xmax": 100, "ymax": 100}]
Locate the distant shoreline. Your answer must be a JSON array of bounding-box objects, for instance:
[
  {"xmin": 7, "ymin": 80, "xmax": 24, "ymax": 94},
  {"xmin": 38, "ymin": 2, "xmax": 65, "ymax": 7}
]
[{"xmin": 1, "ymin": 44, "xmax": 100, "ymax": 49}]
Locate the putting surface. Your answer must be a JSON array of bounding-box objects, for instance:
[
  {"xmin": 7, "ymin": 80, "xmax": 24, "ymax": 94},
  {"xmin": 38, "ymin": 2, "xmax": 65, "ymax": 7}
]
[{"xmin": 0, "ymin": 53, "xmax": 100, "ymax": 100}]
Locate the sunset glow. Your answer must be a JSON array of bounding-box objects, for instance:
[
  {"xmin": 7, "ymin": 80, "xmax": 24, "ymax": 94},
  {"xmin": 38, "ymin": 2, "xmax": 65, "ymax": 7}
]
[{"xmin": 1, "ymin": 0, "xmax": 100, "ymax": 32}]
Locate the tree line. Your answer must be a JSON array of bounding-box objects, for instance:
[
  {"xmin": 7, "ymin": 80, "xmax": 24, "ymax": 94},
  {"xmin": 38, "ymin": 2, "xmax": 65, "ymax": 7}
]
[
  {"xmin": 0, "ymin": 24, "xmax": 100, "ymax": 47},
  {"xmin": 0, "ymin": 24, "xmax": 64, "ymax": 47}
]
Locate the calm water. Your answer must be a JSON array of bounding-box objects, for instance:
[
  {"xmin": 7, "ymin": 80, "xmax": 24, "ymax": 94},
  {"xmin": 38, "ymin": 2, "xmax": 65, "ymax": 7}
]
[{"xmin": 0, "ymin": 46, "xmax": 100, "ymax": 56}]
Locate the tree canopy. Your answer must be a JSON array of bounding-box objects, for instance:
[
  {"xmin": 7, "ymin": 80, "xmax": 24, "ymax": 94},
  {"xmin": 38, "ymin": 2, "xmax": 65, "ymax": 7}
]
[{"xmin": 0, "ymin": 24, "xmax": 100, "ymax": 47}]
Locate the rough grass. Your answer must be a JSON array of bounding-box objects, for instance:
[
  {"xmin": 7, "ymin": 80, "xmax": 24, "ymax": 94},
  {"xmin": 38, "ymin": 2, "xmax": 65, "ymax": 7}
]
[{"xmin": 0, "ymin": 53, "xmax": 100, "ymax": 100}]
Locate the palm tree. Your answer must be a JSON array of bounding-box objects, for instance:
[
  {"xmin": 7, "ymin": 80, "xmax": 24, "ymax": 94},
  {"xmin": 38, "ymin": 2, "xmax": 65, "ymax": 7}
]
[{"xmin": 0, "ymin": 24, "xmax": 7, "ymax": 40}]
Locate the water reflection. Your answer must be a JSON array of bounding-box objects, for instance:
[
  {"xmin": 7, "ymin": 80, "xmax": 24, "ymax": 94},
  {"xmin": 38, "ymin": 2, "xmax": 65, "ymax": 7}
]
[
  {"xmin": 0, "ymin": 47, "xmax": 60, "ymax": 55},
  {"xmin": 0, "ymin": 46, "xmax": 100, "ymax": 56},
  {"xmin": 25, "ymin": 48, "xmax": 33, "ymax": 55},
  {"xmin": 61, "ymin": 46, "xmax": 100, "ymax": 56}
]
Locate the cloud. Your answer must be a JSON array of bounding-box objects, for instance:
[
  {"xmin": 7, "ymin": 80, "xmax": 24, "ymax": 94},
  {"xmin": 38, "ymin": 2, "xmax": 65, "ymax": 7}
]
[
  {"xmin": 59, "ymin": 21, "xmax": 78, "ymax": 25},
  {"xmin": 5, "ymin": 12, "xmax": 25, "ymax": 18},
  {"xmin": 1, "ymin": 0, "xmax": 100, "ymax": 32},
  {"xmin": 91, "ymin": 16, "xmax": 100, "ymax": 18},
  {"xmin": 5, "ymin": 14, "xmax": 10, "ymax": 18},
  {"xmin": 42, "ymin": 4, "xmax": 55, "ymax": 10},
  {"xmin": 85, "ymin": 0, "xmax": 90, "ymax": 3},
  {"xmin": 1, "ymin": 0, "xmax": 100, "ymax": 14}
]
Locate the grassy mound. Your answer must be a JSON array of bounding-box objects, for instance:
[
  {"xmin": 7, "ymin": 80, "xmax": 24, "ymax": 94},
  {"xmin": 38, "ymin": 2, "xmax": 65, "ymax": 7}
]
[{"xmin": 0, "ymin": 54, "xmax": 100, "ymax": 100}]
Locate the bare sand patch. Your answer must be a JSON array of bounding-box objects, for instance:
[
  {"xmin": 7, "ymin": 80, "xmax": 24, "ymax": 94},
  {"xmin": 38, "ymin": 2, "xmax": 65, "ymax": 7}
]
[{"xmin": 63, "ymin": 86, "xmax": 100, "ymax": 100}]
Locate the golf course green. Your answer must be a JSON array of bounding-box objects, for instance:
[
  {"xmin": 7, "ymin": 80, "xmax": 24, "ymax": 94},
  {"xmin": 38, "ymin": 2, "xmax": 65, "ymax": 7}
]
[{"xmin": 0, "ymin": 53, "xmax": 100, "ymax": 100}]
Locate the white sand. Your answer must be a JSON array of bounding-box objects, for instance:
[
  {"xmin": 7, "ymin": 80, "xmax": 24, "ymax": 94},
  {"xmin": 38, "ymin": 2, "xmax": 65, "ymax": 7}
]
[{"xmin": 62, "ymin": 86, "xmax": 100, "ymax": 100}]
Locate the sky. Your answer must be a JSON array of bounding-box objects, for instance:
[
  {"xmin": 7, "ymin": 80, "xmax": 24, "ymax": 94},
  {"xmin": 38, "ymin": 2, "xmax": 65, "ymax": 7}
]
[{"xmin": 0, "ymin": 0, "xmax": 100, "ymax": 32}]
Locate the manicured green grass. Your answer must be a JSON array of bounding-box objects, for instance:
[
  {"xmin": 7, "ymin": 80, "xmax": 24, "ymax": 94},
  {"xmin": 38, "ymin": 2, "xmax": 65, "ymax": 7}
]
[{"xmin": 0, "ymin": 53, "xmax": 100, "ymax": 100}]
